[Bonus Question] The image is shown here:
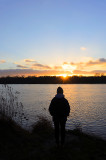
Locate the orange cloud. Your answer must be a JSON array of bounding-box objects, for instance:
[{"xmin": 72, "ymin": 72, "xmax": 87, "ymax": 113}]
[
  {"xmin": 62, "ymin": 62, "xmax": 77, "ymax": 73},
  {"xmin": 1, "ymin": 57, "xmax": 106, "ymax": 77},
  {"xmin": 0, "ymin": 69, "xmax": 71, "ymax": 77},
  {"xmin": 64, "ymin": 58, "xmax": 106, "ymax": 71},
  {"xmin": 86, "ymin": 58, "xmax": 106, "ymax": 66},
  {"xmin": 54, "ymin": 66, "xmax": 63, "ymax": 70},
  {"xmin": 80, "ymin": 47, "xmax": 87, "ymax": 51},
  {"xmin": 24, "ymin": 59, "xmax": 36, "ymax": 63},
  {"xmin": 73, "ymin": 70, "xmax": 106, "ymax": 76},
  {"xmin": 63, "ymin": 62, "xmax": 68, "ymax": 65},
  {"xmin": 0, "ymin": 68, "xmax": 106, "ymax": 77},
  {"xmin": 61, "ymin": 58, "xmax": 106, "ymax": 75},
  {"xmin": 0, "ymin": 60, "xmax": 6, "ymax": 63}
]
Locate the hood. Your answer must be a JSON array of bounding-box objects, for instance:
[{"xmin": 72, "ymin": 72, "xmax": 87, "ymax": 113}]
[{"xmin": 55, "ymin": 93, "xmax": 64, "ymax": 99}]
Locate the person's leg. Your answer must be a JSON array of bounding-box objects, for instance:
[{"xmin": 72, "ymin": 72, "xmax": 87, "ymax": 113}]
[
  {"xmin": 60, "ymin": 120, "xmax": 66, "ymax": 145},
  {"xmin": 54, "ymin": 120, "xmax": 59, "ymax": 145}
]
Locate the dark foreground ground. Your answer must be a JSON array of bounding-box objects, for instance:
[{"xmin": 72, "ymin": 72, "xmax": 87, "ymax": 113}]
[{"xmin": 0, "ymin": 117, "xmax": 106, "ymax": 160}]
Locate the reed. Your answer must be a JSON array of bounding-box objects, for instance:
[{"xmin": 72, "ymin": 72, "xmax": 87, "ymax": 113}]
[{"xmin": 0, "ymin": 84, "xmax": 28, "ymax": 125}]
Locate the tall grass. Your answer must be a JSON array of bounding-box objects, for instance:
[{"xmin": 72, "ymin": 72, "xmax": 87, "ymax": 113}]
[
  {"xmin": 0, "ymin": 84, "xmax": 28, "ymax": 125},
  {"xmin": 32, "ymin": 116, "xmax": 53, "ymax": 136}
]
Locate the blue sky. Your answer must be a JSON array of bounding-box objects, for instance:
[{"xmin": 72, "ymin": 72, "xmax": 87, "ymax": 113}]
[{"xmin": 0, "ymin": 0, "xmax": 106, "ymax": 76}]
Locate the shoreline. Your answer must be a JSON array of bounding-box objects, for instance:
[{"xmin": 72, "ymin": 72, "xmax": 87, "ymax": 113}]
[{"xmin": 0, "ymin": 116, "xmax": 106, "ymax": 160}]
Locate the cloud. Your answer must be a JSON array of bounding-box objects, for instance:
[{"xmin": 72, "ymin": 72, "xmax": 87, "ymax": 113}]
[
  {"xmin": 0, "ymin": 57, "xmax": 106, "ymax": 77},
  {"xmin": 0, "ymin": 60, "xmax": 6, "ymax": 63},
  {"xmin": 62, "ymin": 57, "xmax": 106, "ymax": 74},
  {"xmin": 0, "ymin": 68, "xmax": 106, "ymax": 77},
  {"xmin": 98, "ymin": 58, "xmax": 106, "ymax": 62},
  {"xmin": 73, "ymin": 70, "xmax": 106, "ymax": 75},
  {"xmin": 17, "ymin": 65, "xmax": 28, "ymax": 69},
  {"xmin": 62, "ymin": 62, "xmax": 77, "ymax": 72},
  {"xmin": 65, "ymin": 57, "xmax": 106, "ymax": 68},
  {"xmin": 24, "ymin": 59, "xmax": 36, "ymax": 63},
  {"xmin": 15, "ymin": 60, "xmax": 52, "ymax": 70},
  {"xmin": 0, "ymin": 69, "xmax": 71, "ymax": 77},
  {"xmin": 63, "ymin": 62, "xmax": 68, "ymax": 65},
  {"xmin": 54, "ymin": 66, "xmax": 63, "ymax": 70},
  {"xmin": 80, "ymin": 47, "xmax": 87, "ymax": 51},
  {"xmin": 86, "ymin": 58, "xmax": 106, "ymax": 66},
  {"xmin": 31, "ymin": 63, "xmax": 51, "ymax": 69},
  {"xmin": 70, "ymin": 62, "xmax": 75, "ymax": 65}
]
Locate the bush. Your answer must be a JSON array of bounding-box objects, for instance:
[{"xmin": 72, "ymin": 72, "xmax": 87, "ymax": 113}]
[{"xmin": 32, "ymin": 116, "xmax": 53, "ymax": 136}]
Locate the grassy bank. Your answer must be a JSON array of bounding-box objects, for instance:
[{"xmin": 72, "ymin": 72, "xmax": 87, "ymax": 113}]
[{"xmin": 0, "ymin": 116, "xmax": 106, "ymax": 160}]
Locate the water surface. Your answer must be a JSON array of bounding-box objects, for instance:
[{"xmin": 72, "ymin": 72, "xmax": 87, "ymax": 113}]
[{"xmin": 1, "ymin": 84, "xmax": 106, "ymax": 139}]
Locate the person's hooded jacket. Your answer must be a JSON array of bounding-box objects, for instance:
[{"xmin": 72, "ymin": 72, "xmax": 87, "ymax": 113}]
[{"xmin": 49, "ymin": 94, "xmax": 70, "ymax": 121}]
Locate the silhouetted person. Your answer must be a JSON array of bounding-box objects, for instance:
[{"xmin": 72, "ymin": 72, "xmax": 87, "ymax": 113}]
[{"xmin": 49, "ymin": 87, "xmax": 70, "ymax": 146}]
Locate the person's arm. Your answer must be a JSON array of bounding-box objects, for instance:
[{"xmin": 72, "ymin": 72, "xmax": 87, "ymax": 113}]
[
  {"xmin": 49, "ymin": 99, "xmax": 54, "ymax": 116},
  {"xmin": 66, "ymin": 100, "xmax": 70, "ymax": 116}
]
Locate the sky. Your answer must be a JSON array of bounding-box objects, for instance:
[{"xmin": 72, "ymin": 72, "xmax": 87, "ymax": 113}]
[{"xmin": 0, "ymin": 0, "xmax": 106, "ymax": 77}]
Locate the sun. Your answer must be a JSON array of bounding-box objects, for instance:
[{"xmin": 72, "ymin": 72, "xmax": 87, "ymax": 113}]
[
  {"xmin": 62, "ymin": 74, "xmax": 67, "ymax": 78},
  {"xmin": 56, "ymin": 74, "xmax": 68, "ymax": 78}
]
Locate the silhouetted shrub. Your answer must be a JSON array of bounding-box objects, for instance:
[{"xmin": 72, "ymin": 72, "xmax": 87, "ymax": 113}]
[{"xmin": 32, "ymin": 116, "xmax": 53, "ymax": 136}]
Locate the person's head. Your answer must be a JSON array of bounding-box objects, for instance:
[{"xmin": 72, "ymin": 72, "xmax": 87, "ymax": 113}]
[{"xmin": 57, "ymin": 87, "xmax": 63, "ymax": 94}]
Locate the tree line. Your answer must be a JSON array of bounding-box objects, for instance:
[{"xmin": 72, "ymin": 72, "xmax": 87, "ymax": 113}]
[{"xmin": 0, "ymin": 76, "xmax": 106, "ymax": 84}]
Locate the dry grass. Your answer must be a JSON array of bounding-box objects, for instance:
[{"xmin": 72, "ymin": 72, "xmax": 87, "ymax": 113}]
[
  {"xmin": 32, "ymin": 116, "xmax": 53, "ymax": 137},
  {"xmin": 0, "ymin": 84, "xmax": 28, "ymax": 125}
]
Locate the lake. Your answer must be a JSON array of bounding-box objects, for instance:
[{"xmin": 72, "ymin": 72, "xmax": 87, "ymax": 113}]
[{"xmin": 0, "ymin": 84, "xmax": 106, "ymax": 139}]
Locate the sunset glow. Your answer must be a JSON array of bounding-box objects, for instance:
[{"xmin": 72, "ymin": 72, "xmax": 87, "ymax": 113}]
[
  {"xmin": 62, "ymin": 74, "xmax": 67, "ymax": 78},
  {"xmin": 0, "ymin": 0, "xmax": 106, "ymax": 77},
  {"xmin": 56, "ymin": 74, "xmax": 68, "ymax": 78},
  {"xmin": 62, "ymin": 64, "xmax": 77, "ymax": 73}
]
